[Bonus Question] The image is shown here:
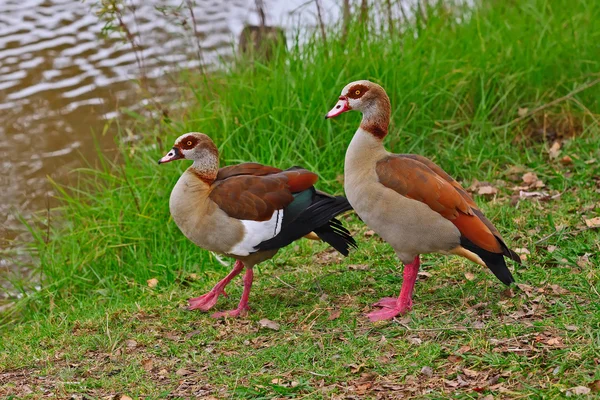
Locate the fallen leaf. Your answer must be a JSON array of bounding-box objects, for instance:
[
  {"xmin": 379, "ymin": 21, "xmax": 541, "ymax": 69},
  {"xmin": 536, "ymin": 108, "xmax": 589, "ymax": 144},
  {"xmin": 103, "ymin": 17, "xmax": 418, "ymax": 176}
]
[
  {"xmin": 348, "ymin": 264, "xmax": 369, "ymax": 271},
  {"xmin": 408, "ymin": 337, "xmax": 422, "ymax": 345},
  {"xmin": 478, "ymin": 185, "xmax": 498, "ymax": 196},
  {"xmin": 547, "ymin": 245, "xmax": 557, "ymax": 253},
  {"xmin": 565, "ymin": 325, "xmax": 578, "ymax": 332},
  {"xmin": 176, "ymin": 368, "xmax": 192, "ymax": 376},
  {"xmin": 560, "ymin": 155, "xmax": 573, "ymax": 165},
  {"xmin": 120, "ymin": 396, "xmax": 133, "ymax": 400},
  {"xmin": 271, "ymin": 378, "xmax": 282, "ymax": 384},
  {"xmin": 577, "ymin": 253, "xmax": 592, "ymax": 268},
  {"xmin": 518, "ymin": 107, "xmax": 529, "ymax": 117},
  {"xmin": 328, "ymin": 309, "xmax": 342, "ymax": 320},
  {"xmin": 522, "ymin": 172, "xmax": 538, "ymax": 185},
  {"xmin": 147, "ymin": 278, "xmax": 158, "ymax": 288},
  {"xmin": 546, "ymin": 337, "xmax": 561, "ymax": 346},
  {"xmin": 141, "ymin": 358, "xmax": 153, "ymax": 371},
  {"xmin": 481, "ymin": 395, "xmax": 494, "ymax": 400},
  {"xmin": 125, "ymin": 339, "xmax": 137, "ymax": 349},
  {"xmin": 585, "ymin": 158, "xmax": 597, "ymax": 165},
  {"xmin": 347, "ymin": 363, "xmax": 366, "ymax": 373},
  {"xmin": 457, "ymin": 345, "xmax": 471, "ymax": 354},
  {"xmin": 584, "ymin": 217, "xmax": 600, "ymax": 228},
  {"xmin": 444, "ymin": 379, "xmax": 459, "ymax": 388},
  {"xmin": 447, "ymin": 355, "xmax": 462, "ymax": 363},
  {"xmin": 522, "ymin": 172, "xmax": 545, "ymax": 188},
  {"xmin": 462, "ymin": 368, "xmax": 479, "ymax": 378},
  {"xmin": 569, "ymin": 386, "xmax": 591, "ymax": 395},
  {"xmin": 464, "ymin": 272, "xmax": 475, "ymax": 281},
  {"xmin": 258, "ymin": 318, "xmax": 280, "ymax": 331},
  {"xmin": 364, "ymin": 230, "xmax": 375, "ymax": 237},
  {"xmin": 589, "ymin": 380, "xmax": 600, "ymax": 392},
  {"xmin": 420, "ymin": 366, "xmax": 433, "ymax": 377},
  {"xmin": 514, "ymin": 247, "xmax": 530, "ymax": 261},
  {"xmin": 548, "ymin": 141, "xmax": 561, "ymax": 159}
]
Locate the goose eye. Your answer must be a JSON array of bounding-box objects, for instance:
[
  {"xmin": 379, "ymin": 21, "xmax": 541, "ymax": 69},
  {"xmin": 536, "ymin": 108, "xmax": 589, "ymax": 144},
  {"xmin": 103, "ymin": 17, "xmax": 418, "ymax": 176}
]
[{"xmin": 186, "ymin": 140, "xmax": 193, "ymax": 146}]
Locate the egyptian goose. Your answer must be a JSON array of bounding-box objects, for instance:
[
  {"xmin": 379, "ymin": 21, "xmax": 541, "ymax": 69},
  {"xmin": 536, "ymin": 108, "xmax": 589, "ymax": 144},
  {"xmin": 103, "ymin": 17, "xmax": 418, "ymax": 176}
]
[
  {"xmin": 158, "ymin": 132, "xmax": 356, "ymax": 317},
  {"xmin": 325, "ymin": 80, "xmax": 521, "ymax": 321}
]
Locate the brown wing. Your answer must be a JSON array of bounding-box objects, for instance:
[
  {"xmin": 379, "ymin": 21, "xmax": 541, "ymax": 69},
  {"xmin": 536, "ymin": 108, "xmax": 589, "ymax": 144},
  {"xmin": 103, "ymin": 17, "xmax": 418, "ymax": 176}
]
[
  {"xmin": 217, "ymin": 162, "xmax": 282, "ymax": 180},
  {"xmin": 401, "ymin": 154, "xmax": 504, "ymax": 239},
  {"xmin": 209, "ymin": 168, "xmax": 318, "ymax": 221},
  {"xmin": 376, "ymin": 155, "xmax": 502, "ymax": 253}
]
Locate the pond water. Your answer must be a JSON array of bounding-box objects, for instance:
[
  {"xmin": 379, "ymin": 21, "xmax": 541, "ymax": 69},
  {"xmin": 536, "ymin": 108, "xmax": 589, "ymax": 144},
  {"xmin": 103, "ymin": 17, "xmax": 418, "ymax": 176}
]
[{"xmin": 0, "ymin": 0, "xmax": 346, "ymax": 285}]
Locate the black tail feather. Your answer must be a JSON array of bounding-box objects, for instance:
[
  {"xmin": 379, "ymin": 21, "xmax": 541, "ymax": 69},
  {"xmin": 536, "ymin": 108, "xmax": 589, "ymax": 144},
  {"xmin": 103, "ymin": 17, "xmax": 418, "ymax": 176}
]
[
  {"xmin": 314, "ymin": 218, "xmax": 357, "ymax": 256},
  {"xmin": 460, "ymin": 236, "xmax": 516, "ymax": 286},
  {"xmin": 255, "ymin": 191, "xmax": 356, "ymax": 255}
]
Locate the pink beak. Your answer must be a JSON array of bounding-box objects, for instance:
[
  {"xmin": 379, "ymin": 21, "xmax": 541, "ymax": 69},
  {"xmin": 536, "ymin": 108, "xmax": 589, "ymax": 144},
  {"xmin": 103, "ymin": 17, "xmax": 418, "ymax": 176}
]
[
  {"xmin": 325, "ymin": 96, "xmax": 351, "ymax": 119},
  {"xmin": 158, "ymin": 147, "xmax": 184, "ymax": 164}
]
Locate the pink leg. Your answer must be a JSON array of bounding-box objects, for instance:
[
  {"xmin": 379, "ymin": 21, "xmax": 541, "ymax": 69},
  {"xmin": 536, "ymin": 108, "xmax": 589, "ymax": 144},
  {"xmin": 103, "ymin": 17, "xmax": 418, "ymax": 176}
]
[
  {"xmin": 367, "ymin": 255, "xmax": 420, "ymax": 322},
  {"xmin": 212, "ymin": 268, "xmax": 253, "ymax": 318},
  {"xmin": 188, "ymin": 260, "xmax": 244, "ymax": 311}
]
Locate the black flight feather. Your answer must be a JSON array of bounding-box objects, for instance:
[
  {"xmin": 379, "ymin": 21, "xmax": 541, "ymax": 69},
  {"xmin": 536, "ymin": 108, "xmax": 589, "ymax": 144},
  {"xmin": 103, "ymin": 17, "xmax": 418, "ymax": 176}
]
[
  {"xmin": 459, "ymin": 236, "xmax": 516, "ymax": 286},
  {"xmin": 255, "ymin": 187, "xmax": 357, "ymax": 255}
]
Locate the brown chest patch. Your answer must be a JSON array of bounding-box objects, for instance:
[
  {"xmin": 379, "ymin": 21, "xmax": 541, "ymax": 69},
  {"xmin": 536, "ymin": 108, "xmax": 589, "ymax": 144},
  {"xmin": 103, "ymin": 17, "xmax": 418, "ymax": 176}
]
[{"xmin": 361, "ymin": 122, "xmax": 387, "ymax": 139}]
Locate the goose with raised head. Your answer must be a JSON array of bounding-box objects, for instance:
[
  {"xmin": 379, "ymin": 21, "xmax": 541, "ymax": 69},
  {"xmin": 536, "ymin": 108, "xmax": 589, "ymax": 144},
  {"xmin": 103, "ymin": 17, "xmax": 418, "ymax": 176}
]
[
  {"xmin": 325, "ymin": 81, "xmax": 520, "ymax": 321},
  {"xmin": 159, "ymin": 132, "xmax": 357, "ymax": 318}
]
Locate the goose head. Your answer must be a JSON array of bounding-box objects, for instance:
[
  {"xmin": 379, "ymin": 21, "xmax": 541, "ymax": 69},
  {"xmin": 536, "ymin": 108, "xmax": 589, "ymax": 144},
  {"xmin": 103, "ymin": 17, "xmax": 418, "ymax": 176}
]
[
  {"xmin": 325, "ymin": 80, "xmax": 391, "ymax": 139},
  {"xmin": 158, "ymin": 132, "xmax": 219, "ymax": 165}
]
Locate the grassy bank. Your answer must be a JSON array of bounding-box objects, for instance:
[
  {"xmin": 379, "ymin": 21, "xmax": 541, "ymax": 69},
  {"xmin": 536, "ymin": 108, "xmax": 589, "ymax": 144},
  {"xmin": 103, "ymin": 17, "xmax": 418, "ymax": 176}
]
[{"xmin": 2, "ymin": 0, "xmax": 600, "ymax": 397}]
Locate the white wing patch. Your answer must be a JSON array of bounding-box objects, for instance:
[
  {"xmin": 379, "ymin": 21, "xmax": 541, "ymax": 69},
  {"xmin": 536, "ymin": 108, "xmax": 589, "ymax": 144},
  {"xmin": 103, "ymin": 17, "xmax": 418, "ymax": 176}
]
[{"xmin": 228, "ymin": 210, "xmax": 284, "ymax": 256}]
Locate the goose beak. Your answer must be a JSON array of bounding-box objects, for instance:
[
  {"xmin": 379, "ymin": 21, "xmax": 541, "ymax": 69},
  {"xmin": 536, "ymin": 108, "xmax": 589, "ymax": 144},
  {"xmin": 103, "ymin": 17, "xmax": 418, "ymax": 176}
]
[
  {"xmin": 325, "ymin": 96, "xmax": 350, "ymax": 119},
  {"xmin": 158, "ymin": 147, "xmax": 183, "ymax": 164}
]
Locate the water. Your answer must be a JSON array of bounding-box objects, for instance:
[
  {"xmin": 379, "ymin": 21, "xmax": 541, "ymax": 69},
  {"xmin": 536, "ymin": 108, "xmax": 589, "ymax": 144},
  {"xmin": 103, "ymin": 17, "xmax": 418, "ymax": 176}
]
[{"xmin": 0, "ymin": 0, "xmax": 346, "ymax": 290}]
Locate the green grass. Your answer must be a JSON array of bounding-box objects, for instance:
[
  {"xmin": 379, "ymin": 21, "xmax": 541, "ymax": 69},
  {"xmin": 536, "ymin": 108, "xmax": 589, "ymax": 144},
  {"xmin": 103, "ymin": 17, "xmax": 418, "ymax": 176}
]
[{"xmin": 2, "ymin": 0, "xmax": 600, "ymax": 397}]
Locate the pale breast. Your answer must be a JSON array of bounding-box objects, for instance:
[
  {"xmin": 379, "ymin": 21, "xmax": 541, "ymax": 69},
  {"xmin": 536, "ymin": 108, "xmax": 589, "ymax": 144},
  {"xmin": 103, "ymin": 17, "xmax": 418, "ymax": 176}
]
[
  {"xmin": 169, "ymin": 171, "xmax": 245, "ymax": 254},
  {"xmin": 344, "ymin": 131, "xmax": 460, "ymax": 263}
]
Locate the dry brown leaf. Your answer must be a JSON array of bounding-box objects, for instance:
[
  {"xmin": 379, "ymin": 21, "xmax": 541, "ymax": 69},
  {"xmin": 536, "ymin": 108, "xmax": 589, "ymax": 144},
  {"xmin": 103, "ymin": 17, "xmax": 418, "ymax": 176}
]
[
  {"xmin": 258, "ymin": 318, "xmax": 280, "ymax": 330},
  {"xmin": 464, "ymin": 272, "xmax": 475, "ymax": 281},
  {"xmin": 328, "ymin": 309, "xmax": 342, "ymax": 320},
  {"xmin": 125, "ymin": 339, "xmax": 137, "ymax": 349},
  {"xmin": 462, "ymin": 368, "xmax": 479, "ymax": 378},
  {"xmin": 478, "ymin": 185, "xmax": 498, "ymax": 196},
  {"xmin": 420, "ymin": 366, "xmax": 433, "ymax": 377},
  {"xmin": 589, "ymin": 380, "xmax": 600, "ymax": 392},
  {"xmin": 147, "ymin": 278, "xmax": 158, "ymax": 288},
  {"xmin": 175, "ymin": 368, "xmax": 192, "ymax": 376},
  {"xmin": 585, "ymin": 158, "xmax": 597, "ymax": 165},
  {"xmin": 569, "ymin": 386, "xmax": 591, "ymax": 395},
  {"xmin": 584, "ymin": 217, "xmax": 600, "ymax": 228},
  {"xmin": 447, "ymin": 355, "xmax": 462, "ymax": 363},
  {"xmin": 348, "ymin": 264, "xmax": 369, "ymax": 271},
  {"xmin": 518, "ymin": 107, "xmax": 529, "ymax": 117},
  {"xmin": 546, "ymin": 337, "xmax": 561, "ymax": 346},
  {"xmin": 522, "ymin": 172, "xmax": 538, "ymax": 185},
  {"xmin": 347, "ymin": 363, "xmax": 366, "ymax": 374},
  {"xmin": 141, "ymin": 358, "xmax": 153, "ymax": 371},
  {"xmin": 120, "ymin": 396, "xmax": 133, "ymax": 400},
  {"xmin": 547, "ymin": 245, "xmax": 557, "ymax": 253},
  {"xmin": 560, "ymin": 155, "xmax": 573, "ymax": 165},
  {"xmin": 548, "ymin": 141, "xmax": 561, "ymax": 159},
  {"xmin": 364, "ymin": 230, "xmax": 375, "ymax": 237},
  {"xmin": 565, "ymin": 325, "xmax": 578, "ymax": 332},
  {"xmin": 577, "ymin": 253, "xmax": 592, "ymax": 268}
]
